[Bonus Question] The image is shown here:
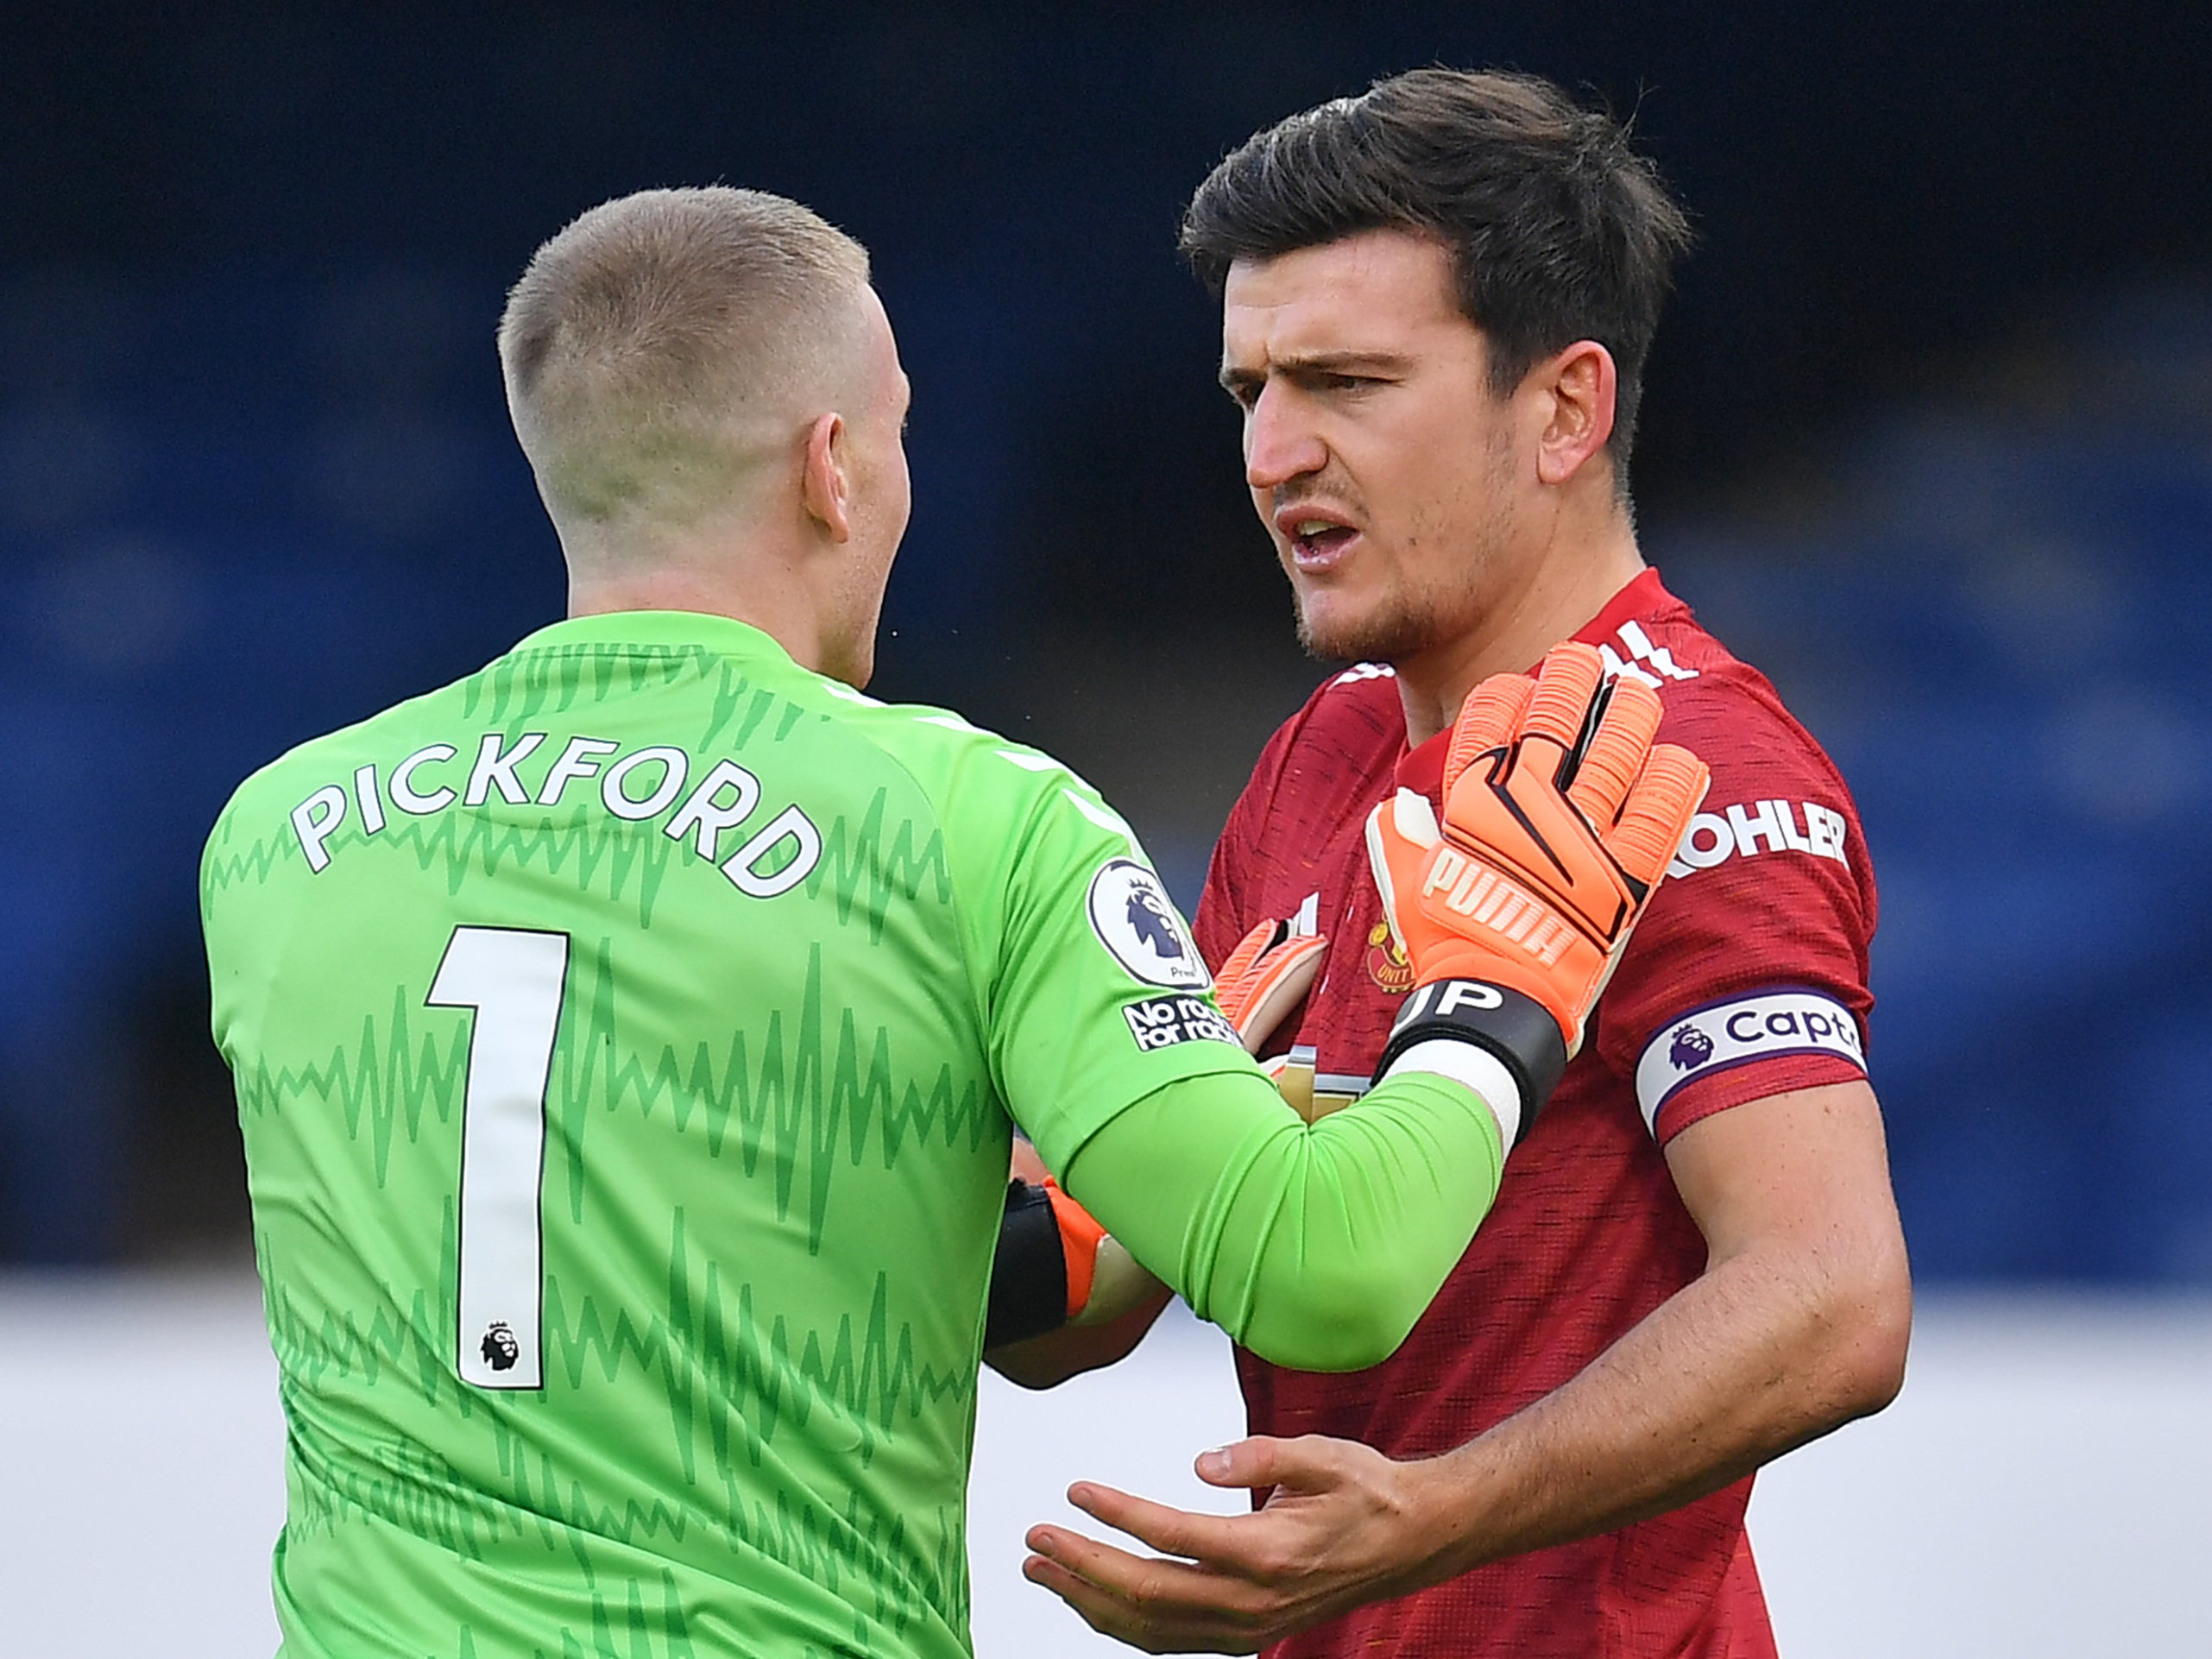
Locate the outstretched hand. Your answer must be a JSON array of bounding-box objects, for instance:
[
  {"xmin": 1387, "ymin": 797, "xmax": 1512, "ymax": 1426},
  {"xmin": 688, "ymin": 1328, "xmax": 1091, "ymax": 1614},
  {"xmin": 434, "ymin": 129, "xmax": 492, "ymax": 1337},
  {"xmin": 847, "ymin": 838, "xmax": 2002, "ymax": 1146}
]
[{"xmin": 1021, "ymin": 1434, "xmax": 1449, "ymax": 1655}]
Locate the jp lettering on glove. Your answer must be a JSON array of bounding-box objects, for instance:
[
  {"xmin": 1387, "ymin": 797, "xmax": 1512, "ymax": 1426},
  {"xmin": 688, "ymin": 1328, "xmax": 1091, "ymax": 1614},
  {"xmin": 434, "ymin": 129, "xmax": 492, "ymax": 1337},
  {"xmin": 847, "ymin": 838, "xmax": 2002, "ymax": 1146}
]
[
  {"xmin": 983, "ymin": 915, "xmax": 1327, "ymax": 1349},
  {"xmin": 1364, "ymin": 641, "xmax": 1709, "ymax": 1145}
]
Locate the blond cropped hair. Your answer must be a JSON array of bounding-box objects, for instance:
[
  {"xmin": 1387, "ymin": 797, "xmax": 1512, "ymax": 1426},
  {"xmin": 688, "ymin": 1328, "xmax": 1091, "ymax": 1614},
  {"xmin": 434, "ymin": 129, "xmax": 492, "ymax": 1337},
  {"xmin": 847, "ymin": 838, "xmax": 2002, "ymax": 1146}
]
[{"xmin": 499, "ymin": 186, "xmax": 872, "ymax": 540}]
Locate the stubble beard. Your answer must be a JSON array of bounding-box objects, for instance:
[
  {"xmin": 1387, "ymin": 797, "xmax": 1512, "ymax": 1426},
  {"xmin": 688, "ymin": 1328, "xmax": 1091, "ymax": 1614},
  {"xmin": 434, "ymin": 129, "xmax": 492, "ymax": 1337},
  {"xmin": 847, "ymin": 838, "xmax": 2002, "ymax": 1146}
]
[
  {"xmin": 1293, "ymin": 587, "xmax": 1457, "ymax": 666},
  {"xmin": 1284, "ymin": 437, "xmax": 1518, "ymax": 668},
  {"xmin": 1289, "ymin": 524, "xmax": 1506, "ymax": 669}
]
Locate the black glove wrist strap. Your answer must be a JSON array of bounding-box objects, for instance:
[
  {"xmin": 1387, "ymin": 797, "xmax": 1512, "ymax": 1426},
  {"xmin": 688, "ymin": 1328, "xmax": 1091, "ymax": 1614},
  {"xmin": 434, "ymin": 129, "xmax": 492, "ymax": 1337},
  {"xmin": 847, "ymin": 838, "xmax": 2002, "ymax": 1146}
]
[
  {"xmin": 1374, "ymin": 979, "xmax": 1567, "ymax": 1148},
  {"xmin": 983, "ymin": 1179, "xmax": 1069, "ymax": 1349}
]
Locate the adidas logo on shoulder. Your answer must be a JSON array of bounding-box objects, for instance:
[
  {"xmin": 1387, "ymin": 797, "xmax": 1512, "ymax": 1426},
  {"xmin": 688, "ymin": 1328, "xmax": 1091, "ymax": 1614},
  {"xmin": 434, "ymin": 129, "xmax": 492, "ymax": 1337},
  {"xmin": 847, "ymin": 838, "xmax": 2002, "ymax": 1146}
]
[
  {"xmin": 1332, "ymin": 631, "xmax": 1692, "ymax": 693},
  {"xmin": 1600, "ymin": 620, "xmax": 1698, "ymax": 689},
  {"xmin": 1332, "ymin": 663, "xmax": 1397, "ymax": 686}
]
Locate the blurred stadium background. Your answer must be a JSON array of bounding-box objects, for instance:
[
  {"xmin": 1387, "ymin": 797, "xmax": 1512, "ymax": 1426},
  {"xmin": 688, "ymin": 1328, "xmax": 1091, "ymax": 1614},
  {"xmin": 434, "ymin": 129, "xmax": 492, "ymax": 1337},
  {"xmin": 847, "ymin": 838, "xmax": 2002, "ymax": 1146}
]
[{"xmin": 4, "ymin": 5, "xmax": 2209, "ymax": 1652}]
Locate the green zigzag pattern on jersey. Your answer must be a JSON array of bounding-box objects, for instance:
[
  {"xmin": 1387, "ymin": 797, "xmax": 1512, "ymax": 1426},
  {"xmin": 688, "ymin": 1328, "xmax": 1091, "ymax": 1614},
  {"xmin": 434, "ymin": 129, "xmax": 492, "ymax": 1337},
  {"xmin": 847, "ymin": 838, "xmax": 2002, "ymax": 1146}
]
[
  {"xmin": 233, "ymin": 982, "xmax": 471, "ymax": 1186},
  {"xmin": 460, "ymin": 643, "xmax": 810, "ymax": 760},
  {"xmin": 536, "ymin": 1212, "xmax": 968, "ymax": 1637},
  {"xmin": 203, "ymin": 647, "xmax": 957, "ymax": 942},
  {"xmin": 448, "ymin": 1571, "xmax": 698, "ymax": 1659},
  {"xmin": 697, "ymin": 1273, "xmax": 969, "ymax": 1639},
  {"xmin": 204, "ymin": 782, "xmax": 948, "ymax": 937},
  {"xmin": 281, "ymin": 1416, "xmax": 519, "ymax": 1561},
  {"xmin": 258, "ymin": 1202, "xmax": 475, "ymax": 1410},
  {"xmin": 545, "ymin": 1574, "xmax": 699, "ymax": 1659},
  {"xmin": 200, "ymin": 802, "xmax": 683, "ymax": 924},
  {"xmin": 458, "ymin": 648, "xmax": 965, "ymax": 935},
  {"xmin": 204, "ymin": 781, "xmax": 948, "ymax": 958},
  {"xmin": 272, "ymin": 1207, "xmax": 969, "ymax": 1641},
  {"xmin": 199, "ymin": 811, "xmax": 290, "ymax": 907},
  {"xmin": 559, "ymin": 939, "xmax": 993, "ymax": 1246},
  {"xmin": 233, "ymin": 938, "xmax": 993, "ymax": 1227},
  {"xmin": 804, "ymin": 786, "xmax": 952, "ymax": 943},
  {"xmin": 462, "ymin": 641, "xmax": 705, "ymax": 722}
]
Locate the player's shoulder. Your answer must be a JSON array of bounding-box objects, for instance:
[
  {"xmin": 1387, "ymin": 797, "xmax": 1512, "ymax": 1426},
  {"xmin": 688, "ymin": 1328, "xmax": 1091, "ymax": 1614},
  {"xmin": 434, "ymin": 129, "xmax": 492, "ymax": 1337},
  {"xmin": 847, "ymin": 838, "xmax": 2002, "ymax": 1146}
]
[
  {"xmin": 1593, "ymin": 573, "xmax": 1870, "ymax": 897},
  {"xmin": 812, "ymin": 682, "xmax": 1073, "ymax": 796},
  {"xmin": 805, "ymin": 682, "xmax": 1135, "ymax": 847},
  {"xmin": 1243, "ymin": 660, "xmax": 1408, "ymax": 798},
  {"xmin": 199, "ymin": 673, "xmax": 476, "ymax": 917},
  {"xmin": 1287, "ymin": 660, "xmax": 1408, "ymax": 747},
  {"xmin": 1210, "ymin": 664, "xmax": 1408, "ymax": 874},
  {"xmin": 1594, "ymin": 573, "xmax": 1849, "ymax": 798},
  {"xmin": 211, "ymin": 678, "xmax": 457, "ymax": 831}
]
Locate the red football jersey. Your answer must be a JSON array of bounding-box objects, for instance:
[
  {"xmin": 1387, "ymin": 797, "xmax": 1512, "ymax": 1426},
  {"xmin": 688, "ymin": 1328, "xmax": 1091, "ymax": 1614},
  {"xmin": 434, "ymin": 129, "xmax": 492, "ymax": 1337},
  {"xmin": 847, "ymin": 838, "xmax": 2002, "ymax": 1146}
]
[{"xmin": 1194, "ymin": 569, "xmax": 1877, "ymax": 1659}]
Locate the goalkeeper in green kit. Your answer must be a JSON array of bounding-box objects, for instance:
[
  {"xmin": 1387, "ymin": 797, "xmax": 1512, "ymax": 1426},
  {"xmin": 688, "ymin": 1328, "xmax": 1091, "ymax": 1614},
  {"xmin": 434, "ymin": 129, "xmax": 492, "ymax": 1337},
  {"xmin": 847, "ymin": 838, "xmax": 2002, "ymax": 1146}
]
[{"xmin": 201, "ymin": 186, "xmax": 1705, "ymax": 1658}]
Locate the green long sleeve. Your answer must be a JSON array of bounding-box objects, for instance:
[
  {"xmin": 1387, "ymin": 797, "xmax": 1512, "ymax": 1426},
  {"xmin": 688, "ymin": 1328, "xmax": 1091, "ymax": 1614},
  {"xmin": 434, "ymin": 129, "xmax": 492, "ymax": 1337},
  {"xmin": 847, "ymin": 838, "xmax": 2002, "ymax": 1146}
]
[{"xmin": 1059, "ymin": 1063, "xmax": 1507, "ymax": 1372}]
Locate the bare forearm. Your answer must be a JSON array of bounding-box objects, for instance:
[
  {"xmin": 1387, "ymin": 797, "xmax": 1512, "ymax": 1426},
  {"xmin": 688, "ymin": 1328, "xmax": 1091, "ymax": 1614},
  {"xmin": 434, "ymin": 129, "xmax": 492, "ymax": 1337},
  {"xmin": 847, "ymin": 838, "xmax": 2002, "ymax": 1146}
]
[{"xmin": 1417, "ymin": 1235, "xmax": 1908, "ymax": 1578}]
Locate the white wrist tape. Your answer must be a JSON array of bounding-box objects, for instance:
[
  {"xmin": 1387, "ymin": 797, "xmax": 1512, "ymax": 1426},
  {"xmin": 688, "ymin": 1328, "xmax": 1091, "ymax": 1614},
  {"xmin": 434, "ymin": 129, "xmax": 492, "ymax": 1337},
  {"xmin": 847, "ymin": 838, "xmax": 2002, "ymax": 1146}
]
[{"xmin": 1381, "ymin": 1038, "xmax": 1524, "ymax": 1151}]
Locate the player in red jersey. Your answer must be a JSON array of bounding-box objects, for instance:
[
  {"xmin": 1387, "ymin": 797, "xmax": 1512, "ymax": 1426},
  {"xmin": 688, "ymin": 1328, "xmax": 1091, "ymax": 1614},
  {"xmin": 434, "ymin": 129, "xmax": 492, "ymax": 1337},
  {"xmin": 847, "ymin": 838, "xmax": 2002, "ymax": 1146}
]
[{"xmin": 1010, "ymin": 70, "xmax": 1913, "ymax": 1656}]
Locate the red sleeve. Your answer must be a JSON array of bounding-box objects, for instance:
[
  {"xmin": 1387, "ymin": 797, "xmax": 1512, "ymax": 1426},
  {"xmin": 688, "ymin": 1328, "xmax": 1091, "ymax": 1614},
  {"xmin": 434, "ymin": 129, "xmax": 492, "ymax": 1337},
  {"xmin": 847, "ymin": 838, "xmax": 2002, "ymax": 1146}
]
[
  {"xmin": 1194, "ymin": 717, "xmax": 1295, "ymax": 972},
  {"xmin": 1592, "ymin": 665, "xmax": 1879, "ymax": 1143}
]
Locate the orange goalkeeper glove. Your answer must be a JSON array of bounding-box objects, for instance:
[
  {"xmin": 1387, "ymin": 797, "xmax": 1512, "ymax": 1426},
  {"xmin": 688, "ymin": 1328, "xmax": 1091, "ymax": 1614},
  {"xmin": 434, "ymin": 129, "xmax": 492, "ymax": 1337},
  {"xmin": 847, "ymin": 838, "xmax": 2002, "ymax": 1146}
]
[
  {"xmin": 1364, "ymin": 641, "xmax": 1709, "ymax": 1140},
  {"xmin": 984, "ymin": 918, "xmax": 1326, "ymax": 1348},
  {"xmin": 1211, "ymin": 914, "xmax": 1327, "ymax": 1117},
  {"xmin": 1212, "ymin": 917, "xmax": 1327, "ymax": 1052}
]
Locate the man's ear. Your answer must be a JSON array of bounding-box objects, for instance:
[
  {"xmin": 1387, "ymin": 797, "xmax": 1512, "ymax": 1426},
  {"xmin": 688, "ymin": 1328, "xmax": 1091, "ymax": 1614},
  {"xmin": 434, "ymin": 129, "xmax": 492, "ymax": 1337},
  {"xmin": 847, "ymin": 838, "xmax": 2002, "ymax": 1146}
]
[
  {"xmin": 800, "ymin": 411, "xmax": 853, "ymax": 543},
  {"xmin": 1534, "ymin": 340, "xmax": 1618, "ymax": 488}
]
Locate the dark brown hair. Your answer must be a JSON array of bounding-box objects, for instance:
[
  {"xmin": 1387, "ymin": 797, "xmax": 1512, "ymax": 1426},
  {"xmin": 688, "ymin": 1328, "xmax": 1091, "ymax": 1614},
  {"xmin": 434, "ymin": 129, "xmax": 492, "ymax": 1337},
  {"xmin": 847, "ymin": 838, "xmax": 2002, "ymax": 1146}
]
[{"xmin": 1181, "ymin": 69, "xmax": 1692, "ymax": 482}]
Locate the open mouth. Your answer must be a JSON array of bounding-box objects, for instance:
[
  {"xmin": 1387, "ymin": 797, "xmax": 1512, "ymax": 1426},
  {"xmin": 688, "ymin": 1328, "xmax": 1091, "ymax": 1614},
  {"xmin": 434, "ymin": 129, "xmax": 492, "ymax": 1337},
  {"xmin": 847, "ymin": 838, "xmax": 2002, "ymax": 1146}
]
[{"xmin": 1289, "ymin": 519, "xmax": 1360, "ymax": 566}]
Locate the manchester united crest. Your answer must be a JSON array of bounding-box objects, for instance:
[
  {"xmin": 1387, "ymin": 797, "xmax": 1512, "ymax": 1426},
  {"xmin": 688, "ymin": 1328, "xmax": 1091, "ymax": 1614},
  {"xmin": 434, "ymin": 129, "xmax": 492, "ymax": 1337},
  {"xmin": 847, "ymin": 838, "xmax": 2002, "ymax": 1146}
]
[{"xmin": 1365, "ymin": 921, "xmax": 1414, "ymax": 994}]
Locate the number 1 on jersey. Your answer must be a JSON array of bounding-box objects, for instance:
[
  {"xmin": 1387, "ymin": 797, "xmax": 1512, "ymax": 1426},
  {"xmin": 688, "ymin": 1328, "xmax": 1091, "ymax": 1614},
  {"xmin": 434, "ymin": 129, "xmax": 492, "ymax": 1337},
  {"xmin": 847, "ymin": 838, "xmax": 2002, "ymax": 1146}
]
[{"xmin": 428, "ymin": 925, "xmax": 570, "ymax": 1390}]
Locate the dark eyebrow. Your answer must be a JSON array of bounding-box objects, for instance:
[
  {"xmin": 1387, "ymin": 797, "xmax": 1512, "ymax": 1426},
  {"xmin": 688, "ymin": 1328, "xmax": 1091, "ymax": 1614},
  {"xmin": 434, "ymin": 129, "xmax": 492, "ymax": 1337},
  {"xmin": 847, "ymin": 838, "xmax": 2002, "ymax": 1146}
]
[{"xmin": 1219, "ymin": 350, "xmax": 1415, "ymax": 394}]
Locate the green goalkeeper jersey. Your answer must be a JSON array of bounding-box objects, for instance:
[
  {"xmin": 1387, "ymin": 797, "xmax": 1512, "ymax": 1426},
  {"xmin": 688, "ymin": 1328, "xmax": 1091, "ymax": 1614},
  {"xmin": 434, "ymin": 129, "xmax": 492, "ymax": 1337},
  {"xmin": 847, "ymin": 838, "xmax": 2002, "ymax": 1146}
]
[{"xmin": 202, "ymin": 609, "xmax": 1256, "ymax": 1659}]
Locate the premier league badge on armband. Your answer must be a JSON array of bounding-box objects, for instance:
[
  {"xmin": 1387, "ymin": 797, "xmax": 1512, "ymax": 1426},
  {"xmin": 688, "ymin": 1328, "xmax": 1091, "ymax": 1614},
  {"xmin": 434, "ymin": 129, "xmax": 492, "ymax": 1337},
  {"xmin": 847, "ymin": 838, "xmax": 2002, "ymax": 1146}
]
[
  {"xmin": 1635, "ymin": 989, "xmax": 1867, "ymax": 1131},
  {"xmin": 1087, "ymin": 859, "xmax": 1210, "ymax": 990},
  {"xmin": 1668, "ymin": 1024, "xmax": 1716, "ymax": 1071}
]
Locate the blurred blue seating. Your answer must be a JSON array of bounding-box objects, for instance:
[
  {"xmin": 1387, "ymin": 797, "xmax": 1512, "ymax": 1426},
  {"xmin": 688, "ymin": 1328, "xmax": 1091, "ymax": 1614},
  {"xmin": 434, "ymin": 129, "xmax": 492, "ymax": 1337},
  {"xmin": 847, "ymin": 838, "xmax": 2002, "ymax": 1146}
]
[
  {"xmin": 0, "ymin": 274, "xmax": 555, "ymax": 1258},
  {"xmin": 1655, "ymin": 287, "xmax": 2212, "ymax": 1285}
]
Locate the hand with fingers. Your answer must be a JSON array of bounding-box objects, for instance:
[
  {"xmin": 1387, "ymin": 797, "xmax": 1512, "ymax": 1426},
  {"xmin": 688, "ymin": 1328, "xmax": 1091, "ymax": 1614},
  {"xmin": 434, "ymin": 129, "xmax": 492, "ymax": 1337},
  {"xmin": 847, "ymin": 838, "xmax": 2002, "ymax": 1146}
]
[
  {"xmin": 1365, "ymin": 640, "xmax": 1709, "ymax": 1139},
  {"xmin": 1023, "ymin": 1434, "xmax": 1445, "ymax": 1655}
]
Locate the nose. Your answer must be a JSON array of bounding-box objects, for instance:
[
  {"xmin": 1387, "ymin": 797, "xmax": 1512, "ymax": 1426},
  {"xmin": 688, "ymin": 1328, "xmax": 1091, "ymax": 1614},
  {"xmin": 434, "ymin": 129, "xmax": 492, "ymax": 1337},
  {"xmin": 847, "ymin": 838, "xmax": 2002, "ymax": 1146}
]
[{"xmin": 1244, "ymin": 384, "xmax": 1327, "ymax": 493}]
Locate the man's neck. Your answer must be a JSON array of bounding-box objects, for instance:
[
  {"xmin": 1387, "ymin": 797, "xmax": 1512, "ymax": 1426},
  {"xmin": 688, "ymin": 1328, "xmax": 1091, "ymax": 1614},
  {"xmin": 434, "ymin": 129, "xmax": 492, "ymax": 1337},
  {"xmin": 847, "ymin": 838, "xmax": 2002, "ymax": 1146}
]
[
  {"xmin": 565, "ymin": 537, "xmax": 829, "ymax": 675},
  {"xmin": 1393, "ymin": 518, "xmax": 1647, "ymax": 748}
]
